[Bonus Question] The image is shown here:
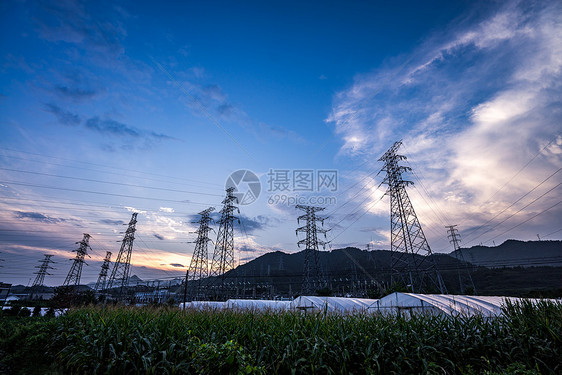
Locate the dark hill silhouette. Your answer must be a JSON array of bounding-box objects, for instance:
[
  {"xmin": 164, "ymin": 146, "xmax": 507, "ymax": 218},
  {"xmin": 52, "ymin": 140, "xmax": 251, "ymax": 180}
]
[
  {"xmin": 216, "ymin": 240, "xmax": 562, "ymax": 297},
  {"xmin": 451, "ymin": 240, "xmax": 562, "ymax": 267}
]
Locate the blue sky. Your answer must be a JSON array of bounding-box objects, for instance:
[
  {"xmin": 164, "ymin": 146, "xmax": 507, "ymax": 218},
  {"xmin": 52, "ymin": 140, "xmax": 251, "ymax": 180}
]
[{"xmin": 1, "ymin": 0, "xmax": 560, "ymax": 286}]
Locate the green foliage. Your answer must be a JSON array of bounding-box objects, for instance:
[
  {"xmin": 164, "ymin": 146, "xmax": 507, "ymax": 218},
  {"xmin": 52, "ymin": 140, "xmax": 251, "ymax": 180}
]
[
  {"xmin": 17, "ymin": 307, "xmax": 31, "ymax": 317},
  {"xmin": 32, "ymin": 305, "xmax": 42, "ymax": 317},
  {"xmin": 50, "ymin": 286, "xmax": 97, "ymax": 308},
  {"xmin": 0, "ymin": 316, "xmax": 59, "ymax": 374},
  {"xmin": 2, "ymin": 305, "xmax": 21, "ymax": 317},
  {"xmin": 192, "ymin": 340, "xmax": 265, "ymax": 374},
  {"xmin": 0, "ymin": 301, "xmax": 560, "ymax": 374},
  {"xmin": 50, "ymin": 286, "xmax": 74, "ymax": 308}
]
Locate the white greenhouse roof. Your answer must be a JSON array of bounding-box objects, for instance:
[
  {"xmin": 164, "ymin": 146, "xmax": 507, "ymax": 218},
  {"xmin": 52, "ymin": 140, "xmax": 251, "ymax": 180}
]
[
  {"xmin": 179, "ymin": 301, "xmax": 226, "ymax": 310},
  {"xmin": 178, "ymin": 294, "xmax": 559, "ymax": 316},
  {"xmin": 225, "ymin": 299, "xmax": 291, "ymax": 311},
  {"xmin": 368, "ymin": 292, "xmax": 560, "ymax": 317},
  {"xmin": 290, "ymin": 296, "xmax": 378, "ymax": 312}
]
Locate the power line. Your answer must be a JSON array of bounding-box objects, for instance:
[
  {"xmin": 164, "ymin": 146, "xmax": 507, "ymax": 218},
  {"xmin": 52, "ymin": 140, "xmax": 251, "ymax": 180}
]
[
  {"xmin": 323, "ymin": 165, "xmax": 383, "ymax": 219},
  {"xmin": 0, "ymin": 147, "xmax": 224, "ymax": 187},
  {"xmin": 326, "ymin": 184, "xmax": 384, "ymax": 234},
  {"xmin": 461, "ymin": 167, "xmax": 562, "ymax": 244},
  {"xmin": 484, "ymin": 200, "xmax": 562, "ymax": 244},
  {"xmin": 0, "ymin": 167, "xmax": 224, "ymax": 197},
  {"xmin": 464, "ymin": 182, "xmax": 561, "ymax": 246},
  {"xmin": 401, "ymin": 146, "xmax": 450, "ymax": 224},
  {"xmin": 479, "ymin": 133, "xmax": 561, "ymax": 206},
  {"xmin": 329, "ymin": 194, "xmax": 386, "ymax": 243},
  {"xmin": 543, "ymin": 228, "xmax": 562, "ymax": 238},
  {"xmin": 1, "ymin": 180, "xmax": 217, "ymax": 205}
]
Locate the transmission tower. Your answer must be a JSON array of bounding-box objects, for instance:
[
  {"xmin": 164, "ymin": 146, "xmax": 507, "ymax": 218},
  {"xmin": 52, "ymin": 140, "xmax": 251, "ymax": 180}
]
[
  {"xmin": 63, "ymin": 233, "xmax": 91, "ymax": 288},
  {"xmin": 296, "ymin": 205, "xmax": 328, "ymax": 295},
  {"xmin": 94, "ymin": 251, "xmax": 112, "ymax": 292},
  {"xmin": 187, "ymin": 207, "xmax": 215, "ymax": 301},
  {"xmin": 209, "ymin": 188, "xmax": 239, "ymax": 299},
  {"xmin": 379, "ymin": 141, "xmax": 447, "ymax": 293},
  {"xmin": 107, "ymin": 213, "xmax": 138, "ymax": 298},
  {"xmin": 446, "ymin": 225, "xmax": 476, "ymax": 294},
  {"xmin": 32, "ymin": 254, "xmax": 55, "ymax": 287}
]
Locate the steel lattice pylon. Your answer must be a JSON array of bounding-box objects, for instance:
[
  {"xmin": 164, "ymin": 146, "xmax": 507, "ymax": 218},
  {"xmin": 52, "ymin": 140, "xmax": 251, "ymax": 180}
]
[
  {"xmin": 63, "ymin": 233, "xmax": 91, "ymax": 288},
  {"xmin": 296, "ymin": 205, "xmax": 328, "ymax": 295},
  {"xmin": 107, "ymin": 213, "xmax": 138, "ymax": 298},
  {"xmin": 379, "ymin": 141, "xmax": 447, "ymax": 293},
  {"xmin": 446, "ymin": 225, "xmax": 476, "ymax": 294},
  {"xmin": 32, "ymin": 254, "xmax": 55, "ymax": 287},
  {"xmin": 94, "ymin": 251, "xmax": 112, "ymax": 292},
  {"xmin": 187, "ymin": 207, "xmax": 215, "ymax": 301},
  {"xmin": 209, "ymin": 188, "xmax": 239, "ymax": 299}
]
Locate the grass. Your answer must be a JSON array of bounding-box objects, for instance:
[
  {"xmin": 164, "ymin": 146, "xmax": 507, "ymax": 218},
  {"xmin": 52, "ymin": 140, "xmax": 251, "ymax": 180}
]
[{"xmin": 0, "ymin": 300, "xmax": 560, "ymax": 374}]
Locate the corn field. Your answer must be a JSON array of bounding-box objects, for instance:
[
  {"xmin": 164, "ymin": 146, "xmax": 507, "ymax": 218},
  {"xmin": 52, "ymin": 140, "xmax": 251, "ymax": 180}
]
[{"xmin": 0, "ymin": 300, "xmax": 560, "ymax": 374}]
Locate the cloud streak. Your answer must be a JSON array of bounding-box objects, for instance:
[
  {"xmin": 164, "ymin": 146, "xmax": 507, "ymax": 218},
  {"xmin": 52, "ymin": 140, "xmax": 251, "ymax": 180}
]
[
  {"xmin": 34, "ymin": 0, "xmax": 126, "ymax": 57},
  {"xmin": 44, "ymin": 108, "xmax": 177, "ymax": 146},
  {"xmin": 55, "ymin": 85, "xmax": 97, "ymax": 101},
  {"xmin": 44, "ymin": 104, "xmax": 81, "ymax": 126},
  {"xmin": 85, "ymin": 117, "xmax": 140, "ymax": 137},
  {"xmin": 14, "ymin": 211, "xmax": 68, "ymax": 224}
]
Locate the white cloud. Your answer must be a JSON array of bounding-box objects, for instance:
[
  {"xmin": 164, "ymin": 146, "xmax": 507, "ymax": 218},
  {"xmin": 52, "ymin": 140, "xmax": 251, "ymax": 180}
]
[{"xmin": 328, "ymin": 0, "xmax": 562, "ymax": 247}]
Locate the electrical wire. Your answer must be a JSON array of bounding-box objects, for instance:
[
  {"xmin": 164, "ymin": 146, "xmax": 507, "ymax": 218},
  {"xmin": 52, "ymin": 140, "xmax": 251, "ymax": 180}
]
[
  {"xmin": 1, "ymin": 180, "xmax": 217, "ymax": 205},
  {"xmin": 484, "ymin": 200, "xmax": 562, "ymax": 244},
  {"xmin": 0, "ymin": 147, "xmax": 224, "ymax": 187},
  {"xmin": 464, "ymin": 183, "xmax": 561, "ymax": 246},
  {"xmin": 0, "ymin": 167, "xmax": 224, "ymax": 197},
  {"xmin": 461, "ymin": 167, "xmax": 562, "ymax": 243}
]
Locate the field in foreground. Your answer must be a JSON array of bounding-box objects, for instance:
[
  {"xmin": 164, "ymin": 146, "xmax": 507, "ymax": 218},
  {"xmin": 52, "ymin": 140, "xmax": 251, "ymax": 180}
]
[{"xmin": 0, "ymin": 301, "xmax": 560, "ymax": 374}]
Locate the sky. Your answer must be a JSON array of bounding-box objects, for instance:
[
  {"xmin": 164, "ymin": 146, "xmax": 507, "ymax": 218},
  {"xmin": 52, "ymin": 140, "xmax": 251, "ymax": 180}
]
[{"xmin": 0, "ymin": 0, "xmax": 560, "ymax": 286}]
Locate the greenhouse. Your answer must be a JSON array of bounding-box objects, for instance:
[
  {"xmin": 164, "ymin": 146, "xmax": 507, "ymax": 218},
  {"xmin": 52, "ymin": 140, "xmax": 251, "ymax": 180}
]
[
  {"xmin": 179, "ymin": 301, "xmax": 226, "ymax": 310},
  {"xmin": 368, "ymin": 292, "xmax": 559, "ymax": 317},
  {"xmin": 290, "ymin": 296, "xmax": 377, "ymax": 312},
  {"xmin": 225, "ymin": 299, "xmax": 291, "ymax": 311},
  {"xmin": 178, "ymin": 294, "xmax": 560, "ymax": 316}
]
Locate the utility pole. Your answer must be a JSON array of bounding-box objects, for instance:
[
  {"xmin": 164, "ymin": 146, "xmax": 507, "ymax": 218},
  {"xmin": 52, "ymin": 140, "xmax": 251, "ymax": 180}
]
[
  {"xmin": 209, "ymin": 188, "xmax": 239, "ymax": 300},
  {"xmin": 296, "ymin": 205, "xmax": 328, "ymax": 295},
  {"xmin": 63, "ymin": 233, "xmax": 91, "ymax": 288},
  {"xmin": 107, "ymin": 213, "xmax": 138, "ymax": 301},
  {"xmin": 187, "ymin": 207, "xmax": 214, "ymax": 301},
  {"xmin": 446, "ymin": 225, "xmax": 476, "ymax": 294},
  {"xmin": 379, "ymin": 141, "xmax": 447, "ymax": 294},
  {"xmin": 94, "ymin": 251, "xmax": 112, "ymax": 292},
  {"xmin": 32, "ymin": 254, "xmax": 55, "ymax": 287}
]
